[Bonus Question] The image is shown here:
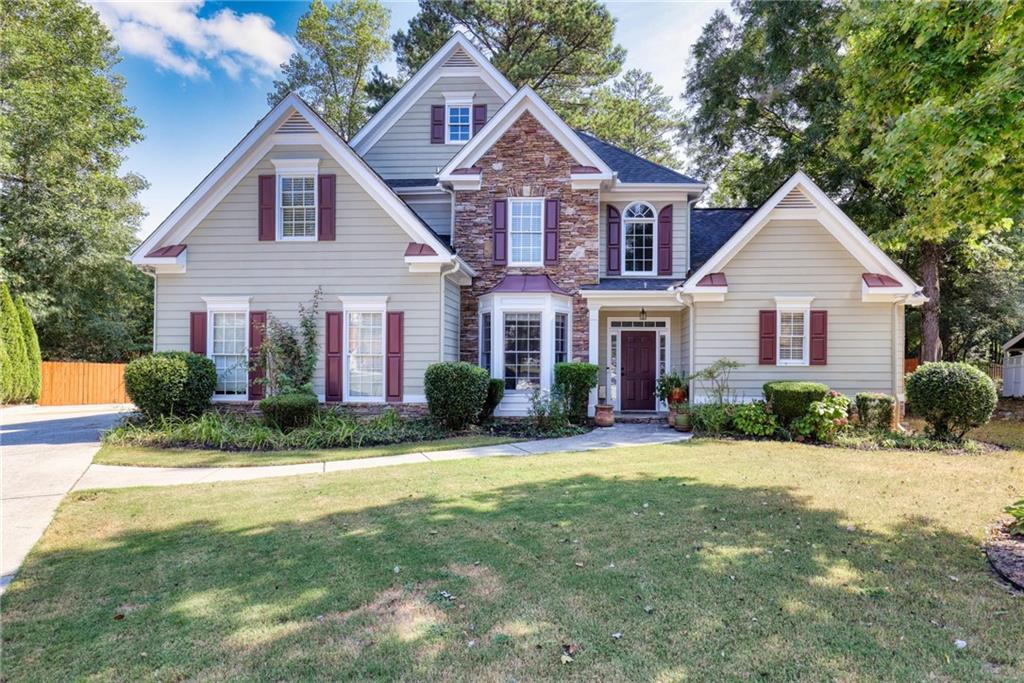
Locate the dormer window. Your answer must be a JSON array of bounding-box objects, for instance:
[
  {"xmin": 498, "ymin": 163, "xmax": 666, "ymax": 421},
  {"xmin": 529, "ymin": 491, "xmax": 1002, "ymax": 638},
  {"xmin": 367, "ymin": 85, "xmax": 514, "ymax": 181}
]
[
  {"xmin": 444, "ymin": 93, "xmax": 474, "ymax": 144},
  {"xmin": 623, "ymin": 202, "xmax": 656, "ymax": 275}
]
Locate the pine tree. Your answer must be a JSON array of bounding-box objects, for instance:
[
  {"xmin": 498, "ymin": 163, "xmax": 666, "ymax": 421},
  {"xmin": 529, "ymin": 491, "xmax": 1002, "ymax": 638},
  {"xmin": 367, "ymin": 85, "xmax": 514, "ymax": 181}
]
[
  {"xmin": 1, "ymin": 284, "xmax": 29, "ymax": 402},
  {"xmin": 0, "ymin": 317, "xmax": 9, "ymax": 403},
  {"xmin": 17, "ymin": 297, "xmax": 42, "ymax": 402}
]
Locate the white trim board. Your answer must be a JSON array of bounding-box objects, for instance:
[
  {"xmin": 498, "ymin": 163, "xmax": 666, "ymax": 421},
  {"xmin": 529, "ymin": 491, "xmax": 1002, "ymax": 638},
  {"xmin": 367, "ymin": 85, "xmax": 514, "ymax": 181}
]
[
  {"xmin": 679, "ymin": 171, "xmax": 921, "ymax": 298},
  {"xmin": 350, "ymin": 32, "xmax": 516, "ymax": 154}
]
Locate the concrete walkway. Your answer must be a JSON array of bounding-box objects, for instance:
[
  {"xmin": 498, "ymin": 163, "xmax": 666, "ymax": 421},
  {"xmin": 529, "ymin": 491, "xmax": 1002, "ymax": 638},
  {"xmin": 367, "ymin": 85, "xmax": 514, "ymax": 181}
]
[
  {"xmin": 73, "ymin": 423, "xmax": 690, "ymax": 491},
  {"xmin": 1, "ymin": 404, "xmax": 132, "ymax": 591}
]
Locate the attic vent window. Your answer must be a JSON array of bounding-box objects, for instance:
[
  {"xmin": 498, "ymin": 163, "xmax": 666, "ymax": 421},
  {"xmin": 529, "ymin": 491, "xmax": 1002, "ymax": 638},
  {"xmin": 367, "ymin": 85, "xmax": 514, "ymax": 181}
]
[
  {"xmin": 777, "ymin": 187, "xmax": 816, "ymax": 209},
  {"xmin": 277, "ymin": 111, "xmax": 315, "ymax": 135},
  {"xmin": 444, "ymin": 47, "xmax": 475, "ymax": 68}
]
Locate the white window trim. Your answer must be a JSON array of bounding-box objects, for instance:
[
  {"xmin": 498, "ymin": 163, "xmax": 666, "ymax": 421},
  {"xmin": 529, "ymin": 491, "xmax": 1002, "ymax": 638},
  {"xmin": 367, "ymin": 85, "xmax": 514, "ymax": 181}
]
[
  {"xmin": 621, "ymin": 201, "xmax": 658, "ymax": 277},
  {"xmin": 508, "ymin": 197, "xmax": 545, "ymax": 267},
  {"xmin": 272, "ymin": 158, "xmax": 319, "ymax": 242},
  {"xmin": 479, "ymin": 310, "xmax": 492, "ymax": 370},
  {"xmin": 339, "ymin": 296, "xmax": 389, "ymax": 403},
  {"xmin": 775, "ymin": 296, "xmax": 814, "ymax": 367},
  {"xmin": 605, "ymin": 316, "xmax": 671, "ymax": 412},
  {"xmin": 201, "ymin": 296, "xmax": 252, "ymax": 402},
  {"xmin": 444, "ymin": 92, "xmax": 474, "ymax": 145}
]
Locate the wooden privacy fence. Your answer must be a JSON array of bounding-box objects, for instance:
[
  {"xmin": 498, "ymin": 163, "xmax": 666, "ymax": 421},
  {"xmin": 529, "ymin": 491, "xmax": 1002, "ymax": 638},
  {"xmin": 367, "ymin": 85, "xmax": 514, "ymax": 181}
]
[{"xmin": 40, "ymin": 361, "xmax": 130, "ymax": 406}]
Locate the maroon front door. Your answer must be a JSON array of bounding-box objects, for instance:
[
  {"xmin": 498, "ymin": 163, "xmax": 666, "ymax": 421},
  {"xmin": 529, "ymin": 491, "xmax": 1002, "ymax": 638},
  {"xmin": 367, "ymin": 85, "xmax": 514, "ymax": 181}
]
[{"xmin": 621, "ymin": 331, "xmax": 657, "ymax": 411}]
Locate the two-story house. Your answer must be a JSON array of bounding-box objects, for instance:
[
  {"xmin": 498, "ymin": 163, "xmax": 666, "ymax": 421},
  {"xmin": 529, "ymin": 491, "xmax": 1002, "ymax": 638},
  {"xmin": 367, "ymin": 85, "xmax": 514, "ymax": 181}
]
[{"xmin": 131, "ymin": 32, "xmax": 925, "ymax": 416}]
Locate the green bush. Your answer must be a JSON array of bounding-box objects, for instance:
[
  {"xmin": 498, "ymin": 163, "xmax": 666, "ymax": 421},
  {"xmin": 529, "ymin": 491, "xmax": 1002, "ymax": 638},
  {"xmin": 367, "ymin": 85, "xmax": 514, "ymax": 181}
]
[
  {"xmin": 763, "ymin": 381, "xmax": 829, "ymax": 423},
  {"xmin": 791, "ymin": 391, "xmax": 851, "ymax": 443},
  {"xmin": 528, "ymin": 387, "xmax": 571, "ymax": 433},
  {"xmin": 855, "ymin": 393, "xmax": 894, "ymax": 430},
  {"xmin": 259, "ymin": 392, "xmax": 319, "ymax": 431},
  {"xmin": 733, "ymin": 401, "xmax": 779, "ymax": 437},
  {"xmin": 554, "ymin": 362, "xmax": 599, "ymax": 423},
  {"xmin": 906, "ymin": 362, "xmax": 997, "ymax": 440},
  {"xmin": 1006, "ymin": 499, "xmax": 1024, "ymax": 537},
  {"xmin": 691, "ymin": 403, "xmax": 736, "ymax": 436},
  {"xmin": 479, "ymin": 378, "xmax": 505, "ymax": 423},
  {"xmin": 17, "ymin": 298, "xmax": 41, "ymax": 402},
  {"xmin": 0, "ymin": 283, "xmax": 29, "ymax": 403},
  {"xmin": 124, "ymin": 352, "xmax": 217, "ymax": 420},
  {"xmin": 424, "ymin": 361, "xmax": 490, "ymax": 430}
]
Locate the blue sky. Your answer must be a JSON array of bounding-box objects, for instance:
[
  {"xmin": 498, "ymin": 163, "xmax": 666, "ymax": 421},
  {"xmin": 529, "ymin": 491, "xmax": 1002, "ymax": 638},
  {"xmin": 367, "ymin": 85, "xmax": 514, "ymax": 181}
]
[{"xmin": 92, "ymin": 1, "xmax": 729, "ymax": 239}]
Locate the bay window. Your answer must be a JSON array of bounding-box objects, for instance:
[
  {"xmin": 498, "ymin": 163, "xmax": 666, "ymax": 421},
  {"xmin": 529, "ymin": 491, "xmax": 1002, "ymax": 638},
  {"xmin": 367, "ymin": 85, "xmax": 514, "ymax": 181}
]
[
  {"xmin": 503, "ymin": 313, "xmax": 541, "ymax": 390},
  {"xmin": 480, "ymin": 311, "xmax": 492, "ymax": 372},
  {"xmin": 554, "ymin": 313, "xmax": 568, "ymax": 364}
]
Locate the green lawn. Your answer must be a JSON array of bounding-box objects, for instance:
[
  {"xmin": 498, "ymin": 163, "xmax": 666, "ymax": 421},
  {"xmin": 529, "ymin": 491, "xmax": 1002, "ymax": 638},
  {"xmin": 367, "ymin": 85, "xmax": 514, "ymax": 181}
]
[
  {"xmin": 971, "ymin": 420, "xmax": 1024, "ymax": 450},
  {"xmin": 93, "ymin": 434, "xmax": 520, "ymax": 467},
  {"xmin": 3, "ymin": 440, "xmax": 1023, "ymax": 680}
]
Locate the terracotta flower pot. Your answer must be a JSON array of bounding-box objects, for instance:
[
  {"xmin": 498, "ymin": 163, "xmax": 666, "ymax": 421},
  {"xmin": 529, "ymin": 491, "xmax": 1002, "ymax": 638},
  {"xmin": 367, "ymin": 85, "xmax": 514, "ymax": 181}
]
[
  {"xmin": 594, "ymin": 404, "xmax": 614, "ymax": 427},
  {"xmin": 669, "ymin": 387, "xmax": 685, "ymax": 405}
]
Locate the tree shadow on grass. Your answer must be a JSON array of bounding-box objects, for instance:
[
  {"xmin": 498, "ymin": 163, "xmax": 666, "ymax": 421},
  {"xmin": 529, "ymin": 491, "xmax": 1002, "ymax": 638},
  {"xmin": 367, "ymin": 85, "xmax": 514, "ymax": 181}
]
[{"xmin": 2, "ymin": 473, "xmax": 1022, "ymax": 681}]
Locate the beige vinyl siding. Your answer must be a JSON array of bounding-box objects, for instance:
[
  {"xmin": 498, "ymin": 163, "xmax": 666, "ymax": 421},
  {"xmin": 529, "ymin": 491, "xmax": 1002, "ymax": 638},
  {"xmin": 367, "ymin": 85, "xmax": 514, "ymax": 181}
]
[
  {"xmin": 154, "ymin": 144, "xmax": 442, "ymax": 399},
  {"xmin": 596, "ymin": 308, "xmax": 686, "ymax": 400},
  {"xmin": 443, "ymin": 276, "xmax": 461, "ymax": 361},
  {"xmin": 362, "ymin": 76, "xmax": 506, "ymax": 180},
  {"xmin": 598, "ymin": 200, "xmax": 688, "ymax": 279},
  {"xmin": 691, "ymin": 219, "xmax": 896, "ymax": 402},
  {"xmin": 405, "ymin": 195, "xmax": 452, "ymax": 236}
]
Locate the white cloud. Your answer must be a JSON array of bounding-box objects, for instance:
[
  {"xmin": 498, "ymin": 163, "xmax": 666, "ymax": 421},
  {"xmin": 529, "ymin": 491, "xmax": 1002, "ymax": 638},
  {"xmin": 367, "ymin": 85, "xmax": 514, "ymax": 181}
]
[{"xmin": 93, "ymin": 1, "xmax": 294, "ymax": 80}]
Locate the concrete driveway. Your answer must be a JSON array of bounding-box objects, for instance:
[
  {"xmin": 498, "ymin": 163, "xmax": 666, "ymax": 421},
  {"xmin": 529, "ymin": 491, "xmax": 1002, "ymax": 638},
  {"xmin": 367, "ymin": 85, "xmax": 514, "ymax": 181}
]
[{"xmin": 1, "ymin": 404, "xmax": 130, "ymax": 591}]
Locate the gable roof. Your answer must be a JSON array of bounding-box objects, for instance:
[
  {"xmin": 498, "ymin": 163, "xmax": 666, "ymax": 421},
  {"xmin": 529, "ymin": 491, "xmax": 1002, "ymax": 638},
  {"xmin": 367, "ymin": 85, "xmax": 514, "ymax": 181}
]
[
  {"xmin": 575, "ymin": 131, "xmax": 702, "ymax": 185},
  {"xmin": 680, "ymin": 171, "xmax": 921, "ymax": 296},
  {"xmin": 1004, "ymin": 330, "xmax": 1024, "ymax": 352},
  {"xmin": 690, "ymin": 208, "xmax": 756, "ymax": 270},
  {"xmin": 350, "ymin": 32, "xmax": 516, "ymax": 155},
  {"xmin": 132, "ymin": 93, "xmax": 465, "ymax": 269},
  {"xmin": 438, "ymin": 87, "xmax": 613, "ymax": 180}
]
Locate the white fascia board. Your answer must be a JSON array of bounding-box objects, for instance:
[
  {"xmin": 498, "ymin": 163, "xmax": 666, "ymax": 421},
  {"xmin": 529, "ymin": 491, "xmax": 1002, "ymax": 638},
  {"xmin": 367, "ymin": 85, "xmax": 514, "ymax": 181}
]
[
  {"xmin": 611, "ymin": 181, "xmax": 707, "ymax": 194},
  {"xmin": 682, "ymin": 171, "xmax": 920, "ymax": 293},
  {"xmin": 1003, "ymin": 330, "xmax": 1024, "ymax": 351},
  {"xmin": 136, "ymin": 250, "xmax": 187, "ymax": 273},
  {"xmin": 445, "ymin": 176, "xmax": 482, "ymax": 191},
  {"xmin": 350, "ymin": 32, "xmax": 515, "ymax": 154},
  {"xmin": 578, "ymin": 290, "xmax": 681, "ymax": 308},
  {"xmin": 438, "ymin": 88, "xmax": 613, "ymax": 179},
  {"xmin": 570, "ymin": 172, "xmax": 614, "ymax": 191}
]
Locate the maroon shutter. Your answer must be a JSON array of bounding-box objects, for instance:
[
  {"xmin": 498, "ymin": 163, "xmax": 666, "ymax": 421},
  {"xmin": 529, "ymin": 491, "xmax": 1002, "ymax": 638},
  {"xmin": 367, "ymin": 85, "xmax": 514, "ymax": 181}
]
[
  {"xmin": 810, "ymin": 310, "xmax": 828, "ymax": 365},
  {"xmin": 430, "ymin": 105, "xmax": 445, "ymax": 143},
  {"xmin": 493, "ymin": 199, "xmax": 507, "ymax": 264},
  {"xmin": 544, "ymin": 199, "xmax": 560, "ymax": 265},
  {"xmin": 248, "ymin": 311, "xmax": 267, "ymax": 399},
  {"xmin": 325, "ymin": 311, "xmax": 343, "ymax": 401},
  {"xmin": 318, "ymin": 174, "xmax": 336, "ymax": 241},
  {"xmin": 258, "ymin": 175, "xmax": 275, "ymax": 241},
  {"xmin": 386, "ymin": 311, "xmax": 404, "ymax": 403},
  {"xmin": 759, "ymin": 310, "xmax": 777, "ymax": 365},
  {"xmin": 189, "ymin": 312, "xmax": 207, "ymax": 354},
  {"xmin": 657, "ymin": 205, "xmax": 673, "ymax": 276},
  {"xmin": 472, "ymin": 104, "xmax": 487, "ymax": 134},
  {"xmin": 607, "ymin": 205, "xmax": 621, "ymax": 275}
]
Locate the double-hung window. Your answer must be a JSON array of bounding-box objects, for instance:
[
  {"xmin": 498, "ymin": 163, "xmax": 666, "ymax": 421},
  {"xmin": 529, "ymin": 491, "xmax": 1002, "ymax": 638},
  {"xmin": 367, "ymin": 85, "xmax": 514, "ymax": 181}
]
[
  {"xmin": 210, "ymin": 311, "xmax": 248, "ymax": 397},
  {"xmin": 623, "ymin": 202, "xmax": 656, "ymax": 274},
  {"xmin": 347, "ymin": 311, "xmax": 385, "ymax": 400},
  {"xmin": 778, "ymin": 310, "xmax": 808, "ymax": 365},
  {"xmin": 446, "ymin": 105, "xmax": 471, "ymax": 142},
  {"xmin": 273, "ymin": 158, "xmax": 319, "ymax": 240},
  {"xmin": 509, "ymin": 198, "xmax": 544, "ymax": 266},
  {"xmin": 554, "ymin": 313, "xmax": 568, "ymax": 364},
  {"xmin": 479, "ymin": 311, "xmax": 492, "ymax": 372},
  {"xmin": 503, "ymin": 312, "xmax": 541, "ymax": 390}
]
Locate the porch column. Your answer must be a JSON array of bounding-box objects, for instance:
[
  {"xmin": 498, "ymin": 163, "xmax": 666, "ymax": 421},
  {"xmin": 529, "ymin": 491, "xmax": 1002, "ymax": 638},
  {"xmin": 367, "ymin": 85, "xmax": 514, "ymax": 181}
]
[{"xmin": 587, "ymin": 304, "xmax": 600, "ymax": 416}]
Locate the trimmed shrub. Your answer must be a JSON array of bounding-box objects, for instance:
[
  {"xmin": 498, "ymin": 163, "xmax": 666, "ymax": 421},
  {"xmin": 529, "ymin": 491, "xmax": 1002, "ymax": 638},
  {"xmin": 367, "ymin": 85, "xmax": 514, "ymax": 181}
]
[
  {"xmin": 1, "ymin": 283, "xmax": 29, "ymax": 402},
  {"xmin": 733, "ymin": 400, "xmax": 779, "ymax": 437},
  {"xmin": 554, "ymin": 361, "xmax": 599, "ymax": 423},
  {"xmin": 791, "ymin": 391, "xmax": 851, "ymax": 443},
  {"xmin": 479, "ymin": 378, "xmax": 505, "ymax": 423},
  {"xmin": 259, "ymin": 392, "xmax": 319, "ymax": 431},
  {"xmin": 763, "ymin": 381, "xmax": 829, "ymax": 423},
  {"xmin": 691, "ymin": 403, "xmax": 736, "ymax": 436},
  {"xmin": 17, "ymin": 298, "xmax": 41, "ymax": 402},
  {"xmin": 124, "ymin": 352, "xmax": 217, "ymax": 420},
  {"xmin": 906, "ymin": 362, "xmax": 997, "ymax": 440},
  {"xmin": 528, "ymin": 387, "xmax": 570, "ymax": 432},
  {"xmin": 855, "ymin": 393, "xmax": 894, "ymax": 430},
  {"xmin": 424, "ymin": 361, "xmax": 490, "ymax": 430}
]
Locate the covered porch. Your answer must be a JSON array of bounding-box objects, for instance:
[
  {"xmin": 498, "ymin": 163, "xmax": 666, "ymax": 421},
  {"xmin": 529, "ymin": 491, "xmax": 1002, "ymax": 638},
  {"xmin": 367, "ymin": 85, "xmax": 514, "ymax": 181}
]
[{"xmin": 581, "ymin": 288, "xmax": 690, "ymax": 416}]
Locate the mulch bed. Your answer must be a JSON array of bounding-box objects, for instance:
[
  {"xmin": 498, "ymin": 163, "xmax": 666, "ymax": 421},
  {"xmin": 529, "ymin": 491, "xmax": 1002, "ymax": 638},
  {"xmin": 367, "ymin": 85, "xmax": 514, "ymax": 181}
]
[{"xmin": 986, "ymin": 522, "xmax": 1024, "ymax": 591}]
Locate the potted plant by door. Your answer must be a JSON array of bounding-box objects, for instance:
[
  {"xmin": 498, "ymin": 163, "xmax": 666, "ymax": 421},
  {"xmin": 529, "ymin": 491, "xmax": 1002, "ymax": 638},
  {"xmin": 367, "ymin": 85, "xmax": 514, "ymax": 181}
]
[
  {"xmin": 673, "ymin": 406, "xmax": 692, "ymax": 432},
  {"xmin": 594, "ymin": 402, "xmax": 615, "ymax": 427},
  {"xmin": 656, "ymin": 372, "xmax": 688, "ymax": 425}
]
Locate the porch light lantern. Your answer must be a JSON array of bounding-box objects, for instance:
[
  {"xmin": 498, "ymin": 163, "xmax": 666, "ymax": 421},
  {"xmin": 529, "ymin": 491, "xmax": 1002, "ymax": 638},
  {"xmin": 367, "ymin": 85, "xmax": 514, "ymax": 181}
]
[{"xmin": 639, "ymin": 307, "xmax": 647, "ymax": 322}]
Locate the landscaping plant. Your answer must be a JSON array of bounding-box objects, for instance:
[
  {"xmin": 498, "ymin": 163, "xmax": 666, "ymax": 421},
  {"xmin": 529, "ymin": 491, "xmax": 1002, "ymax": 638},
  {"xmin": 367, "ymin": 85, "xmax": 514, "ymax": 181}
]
[
  {"xmin": 692, "ymin": 358, "xmax": 742, "ymax": 404},
  {"xmin": 528, "ymin": 387, "xmax": 571, "ymax": 433},
  {"xmin": 1006, "ymin": 499, "xmax": 1024, "ymax": 537},
  {"xmin": 655, "ymin": 371, "xmax": 688, "ymax": 404},
  {"xmin": 855, "ymin": 392, "xmax": 895, "ymax": 430},
  {"xmin": 123, "ymin": 352, "xmax": 216, "ymax": 420},
  {"xmin": 0, "ymin": 282, "xmax": 30, "ymax": 403},
  {"xmin": 690, "ymin": 403, "xmax": 736, "ymax": 436},
  {"xmin": 791, "ymin": 391, "xmax": 851, "ymax": 443},
  {"xmin": 255, "ymin": 289, "xmax": 321, "ymax": 395},
  {"xmin": 906, "ymin": 362, "xmax": 997, "ymax": 441},
  {"xmin": 17, "ymin": 297, "xmax": 42, "ymax": 402},
  {"xmin": 478, "ymin": 378, "xmax": 505, "ymax": 423},
  {"xmin": 424, "ymin": 361, "xmax": 490, "ymax": 430},
  {"xmin": 763, "ymin": 381, "xmax": 829, "ymax": 424},
  {"xmin": 259, "ymin": 392, "xmax": 320, "ymax": 431},
  {"xmin": 733, "ymin": 400, "xmax": 779, "ymax": 437},
  {"xmin": 554, "ymin": 361, "xmax": 598, "ymax": 423}
]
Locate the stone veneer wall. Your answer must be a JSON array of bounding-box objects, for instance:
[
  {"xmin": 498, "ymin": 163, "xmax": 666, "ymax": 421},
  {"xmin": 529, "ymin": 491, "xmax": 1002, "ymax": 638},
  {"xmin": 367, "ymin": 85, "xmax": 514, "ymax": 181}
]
[{"xmin": 453, "ymin": 111, "xmax": 600, "ymax": 362}]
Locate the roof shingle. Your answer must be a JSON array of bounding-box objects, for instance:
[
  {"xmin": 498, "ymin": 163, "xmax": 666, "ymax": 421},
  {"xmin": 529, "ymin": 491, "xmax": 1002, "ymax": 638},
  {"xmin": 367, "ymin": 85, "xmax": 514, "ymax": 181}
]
[
  {"xmin": 690, "ymin": 208, "xmax": 756, "ymax": 271},
  {"xmin": 575, "ymin": 131, "xmax": 703, "ymax": 185}
]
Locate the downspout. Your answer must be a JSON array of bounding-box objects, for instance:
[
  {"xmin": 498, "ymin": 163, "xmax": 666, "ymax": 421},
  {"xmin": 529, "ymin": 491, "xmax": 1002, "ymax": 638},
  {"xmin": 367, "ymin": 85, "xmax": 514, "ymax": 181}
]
[
  {"xmin": 674, "ymin": 289, "xmax": 694, "ymax": 400},
  {"xmin": 439, "ymin": 260, "xmax": 460, "ymax": 362},
  {"xmin": 141, "ymin": 267, "xmax": 158, "ymax": 352}
]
